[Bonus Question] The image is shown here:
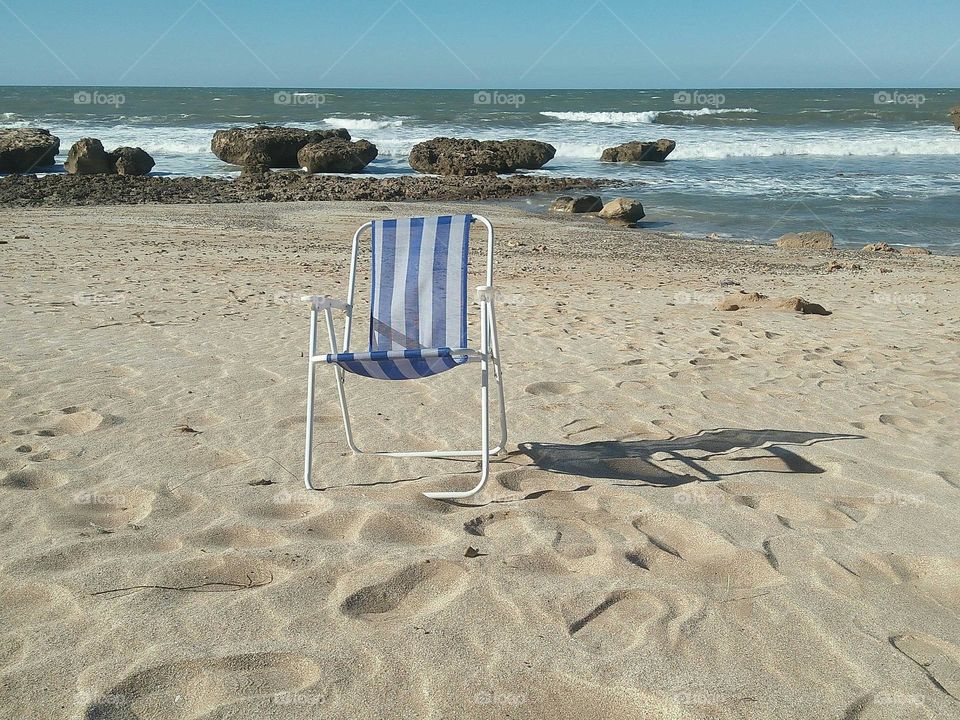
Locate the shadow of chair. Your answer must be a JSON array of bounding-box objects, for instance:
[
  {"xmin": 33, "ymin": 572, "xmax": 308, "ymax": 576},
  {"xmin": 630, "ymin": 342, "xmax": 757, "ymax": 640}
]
[{"xmin": 517, "ymin": 428, "xmax": 864, "ymax": 488}]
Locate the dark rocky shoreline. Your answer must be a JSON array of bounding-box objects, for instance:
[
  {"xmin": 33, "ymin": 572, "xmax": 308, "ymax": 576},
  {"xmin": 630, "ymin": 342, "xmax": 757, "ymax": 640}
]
[{"xmin": 0, "ymin": 173, "xmax": 602, "ymax": 207}]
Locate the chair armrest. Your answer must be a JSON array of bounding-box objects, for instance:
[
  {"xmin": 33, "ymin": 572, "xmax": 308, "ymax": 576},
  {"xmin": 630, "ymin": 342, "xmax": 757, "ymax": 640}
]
[
  {"xmin": 475, "ymin": 285, "xmax": 497, "ymax": 303},
  {"xmin": 302, "ymin": 295, "xmax": 351, "ymax": 312}
]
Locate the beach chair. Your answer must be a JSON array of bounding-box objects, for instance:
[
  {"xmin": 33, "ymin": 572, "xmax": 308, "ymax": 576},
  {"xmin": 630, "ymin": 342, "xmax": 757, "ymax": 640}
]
[{"xmin": 302, "ymin": 214, "xmax": 507, "ymax": 499}]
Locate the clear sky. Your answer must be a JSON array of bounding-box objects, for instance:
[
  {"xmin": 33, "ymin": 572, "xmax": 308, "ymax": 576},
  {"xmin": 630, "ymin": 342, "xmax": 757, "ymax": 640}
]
[{"xmin": 1, "ymin": 0, "xmax": 958, "ymax": 88}]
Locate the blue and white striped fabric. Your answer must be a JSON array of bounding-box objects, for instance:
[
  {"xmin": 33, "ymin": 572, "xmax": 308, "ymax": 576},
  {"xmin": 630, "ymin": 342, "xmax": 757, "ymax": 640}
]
[{"xmin": 326, "ymin": 215, "xmax": 472, "ymax": 380}]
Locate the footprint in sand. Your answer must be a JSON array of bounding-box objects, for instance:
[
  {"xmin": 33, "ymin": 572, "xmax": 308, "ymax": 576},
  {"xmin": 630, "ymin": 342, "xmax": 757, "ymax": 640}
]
[
  {"xmin": 56, "ymin": 486, "xmax": 155, "ymax": 529},
  {"xmin": 0, "ymin": 580, "xmax": 79, "ymax": 629},
  {"xmin": 628, "ymin": 511, "xmax": 782, "ymax": 591},
  {"xmin": 83, "ymin": 652, "xmax": 322, "ymax": 720},
  {"xmin": 186, "ymin": 524, "xmax": 287, "ymax": 550},
  {"xmin": 17, "ymin": 406, "xmax": 109, "ymax": 438},
  {"xmin": 564, "ymin": 589, "xmax": 707, "ymax": 654},
  {"xmin": 719, "ymin": 481, "xmax": 875, "ymax": 530},
  {"xmin": 339, "ymin": 559, "xmax": 465, "ymax": 620},
  {"xmin": 524, "ymin": 381, "xmax": 582, "ymax": 396},
  {"xmin": 356, "ymin": 511, "xmax": 452, "ymax": 547},
  {"xmin": 49, "ymin": 406, "xmax": 106, "ymax": 436},
  {"xmin": 891, "ymin": 633, "xmax": 960, "ymax": 700},
  {"xmin": 1, "ymin": 466, "xmax": 67, "ymax": 490}
]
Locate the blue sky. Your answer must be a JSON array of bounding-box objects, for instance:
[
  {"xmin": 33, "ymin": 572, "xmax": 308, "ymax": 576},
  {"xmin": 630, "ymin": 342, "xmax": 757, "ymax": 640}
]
[{"xmin": 1, "ymin": 0, "xmax": 958, "ymax": 87}]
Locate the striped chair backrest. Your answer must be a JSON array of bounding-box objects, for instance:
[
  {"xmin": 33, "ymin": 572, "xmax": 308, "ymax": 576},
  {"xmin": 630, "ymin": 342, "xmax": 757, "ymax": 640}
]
[{"xmin": 369, "ymin": 215, "xmax": 471, "ymax": 352}]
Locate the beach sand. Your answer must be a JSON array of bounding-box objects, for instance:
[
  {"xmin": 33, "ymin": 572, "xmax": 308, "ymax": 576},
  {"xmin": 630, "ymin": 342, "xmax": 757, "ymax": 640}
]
[{"xmin": 1, "ymin": 201, "xmax": 958, "ymax": 719}]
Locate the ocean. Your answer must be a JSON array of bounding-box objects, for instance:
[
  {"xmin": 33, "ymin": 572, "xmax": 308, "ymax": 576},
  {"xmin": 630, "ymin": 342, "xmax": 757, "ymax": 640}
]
[{"xmin": 2, "ymin": 86, "xmax": 959, "ymax": 252}]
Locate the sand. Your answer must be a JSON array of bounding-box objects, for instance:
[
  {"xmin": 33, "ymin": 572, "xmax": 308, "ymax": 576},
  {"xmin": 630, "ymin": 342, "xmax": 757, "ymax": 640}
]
[{"xmin": 0, "ymin": 201, "xmax": 958, "ymax": 719}]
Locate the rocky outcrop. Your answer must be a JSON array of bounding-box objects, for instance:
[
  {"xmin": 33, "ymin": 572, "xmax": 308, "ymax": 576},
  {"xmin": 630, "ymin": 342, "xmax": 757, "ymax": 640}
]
[
  {"xmin": 601, "ymin": 139, "xmax": 676, "ymax": 163},
  {"xmin": 776, "ymin": 231, "xmax": 834, "ymax": 250},
  {"xmin": 109, "ymin": 147, "xmax": 155, "ymax": 176},
  {"xmin": 0, "ymin": 128, "xmax": 60, "ymax": 172},
  {"xmin": 715, "ymin": 291, "xmax": 831, "ymax": 316},
  {"xmin": 862, "ymin": 242, "xmax": 897, "ymax": 253},
  {"xmin": 550, "ymin": 195, "xmax": 604, "ymax": 213},
  {"xmin": 950, "ymin": 106, "xmax": 960, "ymax": 131},
  {"xmin": 211, "ymin": 126, "xmax": 352, "ymax": 168},
  {"xmin": 901, "ymin": 246, "xmax": 932, "ymax": 255},
  {"xmin": 598, "ymin": 197, "xmax": 645, "ymax": 222},
  {"xmin": 65, "ymin": 138, "xmax": 113, "ymax": 174},
  {"xmin": 0, "ymin": 173, "xmax": 600, "ymax": 207},
  {"xmin": 408, "ymin": 138, "xmax": 556, "ymax": 176},
  {"xmin": 298, "ymin": 138, "xmax": 378, "ymax": 173},
  {"xmin": 65, "ymin": 140, "xmax": 155, "ymax": 175}
]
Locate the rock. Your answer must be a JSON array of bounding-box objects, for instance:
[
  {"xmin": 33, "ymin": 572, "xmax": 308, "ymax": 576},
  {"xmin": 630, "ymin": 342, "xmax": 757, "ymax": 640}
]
[
  {"xmin": 826, "ymin": 260, "xmax": 861, "ymax": 272},
  {"xmin": 715, "ymin": 291, "xmax": 831, "ymax": 316},
  {"xmin": 951, "ymin": 106, "xmax": 960, "ymax": 131},
  {"xmin": 598, "ymin": 197, "xmax": 645, "ymax": 222},
  {"xmin": 408, "ymin": 137, "xmax": 556, "ymax": 176},
  {"xmin": 775, "ymin": 297, "xmax": 832, "ymax": 316},
  {"xmin": 298, "ymin": 138, "xmax": 378, "ymax": 173},
  {"xmin": 211, "ymin": 126, "xmax": 352, "ymax": 168},
  {"xmin": 0, "ymin": 128, "xmax": 60, "ymax": 172},
  {"xmin": 862, "ymin": 242, "xmax": 897, "ymax": 253},
  {"xmin": 550, "ymin": 195, "xmax": 603, "ymax": 213},
  {"xmin": 901, "ymin": 246, "xmax": 932, "ymax": 256},
  {"xmin": 601, "ymin": 139, "xmax": 676, "ymax": 162},
  {"xmin": 776, "ymin": 231, "xmax": 835, "ymax": 250},
  {"xmin": 64, "ymin": 138, "xmax": 113, "ymax": 175},
  {"xmin": 109, "ymin": 147, "xmax": 155, "ymax": 176}
]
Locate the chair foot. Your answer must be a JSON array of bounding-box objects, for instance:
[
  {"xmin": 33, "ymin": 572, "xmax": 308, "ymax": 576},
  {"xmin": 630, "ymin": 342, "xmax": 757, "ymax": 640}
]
[{"xmin": 422, "ymin": 468, "xmax": 488, "ymax": 500}]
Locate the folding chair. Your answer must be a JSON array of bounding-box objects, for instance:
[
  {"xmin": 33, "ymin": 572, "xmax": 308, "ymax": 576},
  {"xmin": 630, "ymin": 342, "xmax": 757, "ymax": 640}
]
[{"xmin": 302, "ymin": 214, "xmax": 507, "ymax": 499}]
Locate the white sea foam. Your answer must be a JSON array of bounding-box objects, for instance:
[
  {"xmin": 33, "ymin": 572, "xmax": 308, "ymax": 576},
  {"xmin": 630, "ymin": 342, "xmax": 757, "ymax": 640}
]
[
  {"xmin": 541, "ymin": 108, "xmax": 759, "ymax": 123},
  {"xmin": 672, "ymin": 135, "xmax": 960, "ymax": 160},
  {"xmin": 324, "ymin": 117, "xmax": 403, "ymax": 130},
  {"xmin": 541, "ymin": 111, "xmax": 659, "ymax": 124}
]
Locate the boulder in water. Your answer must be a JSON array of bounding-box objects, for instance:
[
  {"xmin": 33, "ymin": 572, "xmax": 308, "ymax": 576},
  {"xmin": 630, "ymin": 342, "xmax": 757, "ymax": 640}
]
[
  {"xmin": 211, "ymin": 125, "xmax": 352, "ymax": 168},
  {"xmin": 65, "ymin": 139, "xmax": 113, "ymax": 175},
  {"xmin": 950, "ymin": 106, "xmax": 960, "ymax": 131},
  {"xmin": 0, "ymin": 128, "xmax": 60, "ymax": 172},
  {"xmin": 598, "ymin": 197, "xmax": 645, "ymax": 222},
  {"xmin": 550, "ymin": 195, "xmax": 604, "ymax": 213},
  {"xmin": 109, "ymin": 146, "xmax": 155, "ymax": 176},
  {"xmin": 601, "ymin": 139, "xmax": 676, "ymax": 162},
  {"xmin": 408, "ymin": 137, "xmax": 556, "ymax": 176},
  {"xmin": 298, "ymin": 138, "xmax": 378, "ymax": 173}
]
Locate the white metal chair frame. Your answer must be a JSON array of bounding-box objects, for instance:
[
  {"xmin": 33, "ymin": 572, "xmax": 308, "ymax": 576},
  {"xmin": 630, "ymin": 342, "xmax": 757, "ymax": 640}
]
[{"xmin": 302, "ymin": 214, "xmax": 507, "ymax": 500}]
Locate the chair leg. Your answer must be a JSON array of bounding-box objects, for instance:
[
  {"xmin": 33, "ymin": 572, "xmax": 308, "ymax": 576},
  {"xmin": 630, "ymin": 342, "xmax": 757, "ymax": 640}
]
[
  {"xmin": 422, "ymin": 302, "xmax": 492, "ymax": 500},
  {"xmin": 488, "ymin": 306, "xmax": 508, "ymax": 452},
  {"xmin": 304, "ymin": 308, "xmax": 319, "ymax": 489}
]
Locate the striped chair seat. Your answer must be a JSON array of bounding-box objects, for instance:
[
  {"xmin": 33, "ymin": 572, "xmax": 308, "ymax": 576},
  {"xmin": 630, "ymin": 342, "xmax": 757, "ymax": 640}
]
[
  {"xmin": 325, "ymin": 348, "xmax": 471, "ymax": 380},
  {"xmin": 329, "ymin": 214, "xmax": 474, "ymax": 380}
]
